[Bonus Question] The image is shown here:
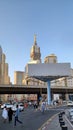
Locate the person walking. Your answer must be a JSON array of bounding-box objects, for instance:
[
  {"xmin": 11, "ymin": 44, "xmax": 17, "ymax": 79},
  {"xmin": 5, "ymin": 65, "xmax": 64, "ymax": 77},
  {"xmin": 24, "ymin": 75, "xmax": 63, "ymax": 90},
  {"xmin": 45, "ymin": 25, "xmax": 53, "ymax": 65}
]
[
  {"xmin": 41, "ymin": 101, "xmax": 46, "ymax": 114},
  {"xmin": 8, "ymin": 107, "xmax": 13, "ymax": 123},
  {"xmin": 14, "ymin": 104, "xmax": 23, "ymax": 126},
  {"xmin": 2, "ymin": 106, "xmax": 8, "ymax": 123}
]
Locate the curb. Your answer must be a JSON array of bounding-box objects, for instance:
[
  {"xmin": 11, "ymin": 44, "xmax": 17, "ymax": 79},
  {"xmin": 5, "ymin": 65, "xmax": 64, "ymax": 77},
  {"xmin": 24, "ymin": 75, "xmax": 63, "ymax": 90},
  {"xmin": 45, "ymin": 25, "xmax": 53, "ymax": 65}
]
[{"xmin": 38, "ymin": 113, "xmax": 59, "ymax": 130}]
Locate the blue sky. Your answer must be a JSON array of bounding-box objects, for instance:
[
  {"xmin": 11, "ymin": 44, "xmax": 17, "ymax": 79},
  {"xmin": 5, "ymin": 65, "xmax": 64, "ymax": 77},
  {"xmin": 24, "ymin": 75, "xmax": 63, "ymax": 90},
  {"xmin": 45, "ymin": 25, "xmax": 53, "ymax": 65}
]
[{"xmin": 0, "ymin": 0, "xmax": 73, "ymax": 83}]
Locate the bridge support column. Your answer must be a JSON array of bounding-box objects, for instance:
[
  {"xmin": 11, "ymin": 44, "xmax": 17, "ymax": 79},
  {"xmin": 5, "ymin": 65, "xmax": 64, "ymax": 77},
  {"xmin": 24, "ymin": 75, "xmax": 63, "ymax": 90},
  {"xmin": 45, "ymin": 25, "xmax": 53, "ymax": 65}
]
[
  {"xmin": 65, "ymin": 93, "xmax": 69, "ymax": 101},
  {"xmin": 47, "ymin": 80, "xmax": 51, "ymax": 105},
  {"xmin": 37, "ymin": 93, "xmax": 42, "ymax": 106}
]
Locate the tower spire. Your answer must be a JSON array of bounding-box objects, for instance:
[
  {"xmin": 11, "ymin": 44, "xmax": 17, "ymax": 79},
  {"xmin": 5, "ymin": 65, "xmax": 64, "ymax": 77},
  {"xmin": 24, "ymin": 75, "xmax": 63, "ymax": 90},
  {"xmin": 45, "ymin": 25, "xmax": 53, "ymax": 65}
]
[{"xmin": 34, "ymin": 34, "xmax": 37, "ymax": 45}]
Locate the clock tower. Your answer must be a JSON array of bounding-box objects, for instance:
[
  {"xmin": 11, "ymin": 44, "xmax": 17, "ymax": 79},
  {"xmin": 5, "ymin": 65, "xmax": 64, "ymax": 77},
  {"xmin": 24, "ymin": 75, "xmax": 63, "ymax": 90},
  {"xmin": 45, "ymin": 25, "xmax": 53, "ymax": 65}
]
[{"xmin": 30, "ymin": 35, "xmax": 41, "ymax": 63}]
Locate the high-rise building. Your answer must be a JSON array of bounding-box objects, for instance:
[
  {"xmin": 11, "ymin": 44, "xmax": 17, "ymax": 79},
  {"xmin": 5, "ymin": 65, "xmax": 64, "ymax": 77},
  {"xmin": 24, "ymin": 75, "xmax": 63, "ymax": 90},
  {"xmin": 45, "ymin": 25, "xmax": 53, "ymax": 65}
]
[
  {"xmin": 14, "ymin": 71, "xmax": 25, "ymax": 101},
  {"xmin": 14, "ymin": 71, "xmax": 24, "ymax": 85},
  {"xmin": 0, "ymin": 46, "xmax": 11, "ymax": 102},
  {"xmin": 28, "ymin": 35, "xmax": 41, "ymax": 64},
  {"xmin": 0, "ymin": 46, "xmax": 10, "ymax": 84},
  {"xmin": 13, "ymin": 36, "xmax": 43, "ymax": 101},
  {"xmin": 25, "ymin": 35, "xmax": 45, "ymax": 86}
]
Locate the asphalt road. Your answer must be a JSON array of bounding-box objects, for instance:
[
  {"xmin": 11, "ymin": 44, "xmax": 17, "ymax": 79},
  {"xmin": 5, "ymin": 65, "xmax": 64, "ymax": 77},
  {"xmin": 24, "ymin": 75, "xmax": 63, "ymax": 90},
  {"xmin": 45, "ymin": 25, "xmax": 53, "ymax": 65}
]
[{"xmin": 0, "ymin": 106, "xmax": 66, "ymax": 130}]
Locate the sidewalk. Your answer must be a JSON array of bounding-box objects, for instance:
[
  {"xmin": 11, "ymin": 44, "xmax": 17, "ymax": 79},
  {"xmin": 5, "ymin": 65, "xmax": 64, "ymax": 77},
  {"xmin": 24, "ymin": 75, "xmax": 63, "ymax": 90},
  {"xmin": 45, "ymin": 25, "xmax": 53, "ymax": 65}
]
[{"xmin": 38, "ymin": 110, "xmax": 73, "ymax": 130}]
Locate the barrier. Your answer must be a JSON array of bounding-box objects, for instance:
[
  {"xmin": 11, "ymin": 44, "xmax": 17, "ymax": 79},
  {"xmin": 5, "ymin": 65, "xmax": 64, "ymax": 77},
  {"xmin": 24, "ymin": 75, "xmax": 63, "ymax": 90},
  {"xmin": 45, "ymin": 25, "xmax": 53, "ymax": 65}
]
[
  {"xmin": 59, "ymin": 117, "xmax": 63, "ymax": 122},
  {"xmin": 60, "ymin": 121, "xmax": 65, "ymax": 127},
  {"xmin": 61, "ymin": 125, "xmax": 68, "ymax": 130}
]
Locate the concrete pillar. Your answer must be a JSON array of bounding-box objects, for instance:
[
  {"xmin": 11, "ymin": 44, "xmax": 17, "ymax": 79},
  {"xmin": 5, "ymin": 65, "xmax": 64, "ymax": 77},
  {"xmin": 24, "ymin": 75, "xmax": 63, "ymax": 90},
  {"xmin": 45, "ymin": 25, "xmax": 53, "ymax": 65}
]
[
  {"xmin": 47, "ymin": 80, "xmax": 51, "ymax": 105},
  {"xmin": 65, "ymin": 93, "xmax": 69, "ymax": 101},
  {"xmin": 37, "ymin": 93, "xmax": 42, "ymax": 105}
]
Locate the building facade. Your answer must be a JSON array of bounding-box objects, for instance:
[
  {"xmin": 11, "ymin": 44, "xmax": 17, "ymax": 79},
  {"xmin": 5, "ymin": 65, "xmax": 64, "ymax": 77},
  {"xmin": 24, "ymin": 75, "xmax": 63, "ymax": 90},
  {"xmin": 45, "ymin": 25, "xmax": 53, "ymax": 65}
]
[{"xmin": 14, "ymin": 71, "xmax": 24, "ymax": 85}]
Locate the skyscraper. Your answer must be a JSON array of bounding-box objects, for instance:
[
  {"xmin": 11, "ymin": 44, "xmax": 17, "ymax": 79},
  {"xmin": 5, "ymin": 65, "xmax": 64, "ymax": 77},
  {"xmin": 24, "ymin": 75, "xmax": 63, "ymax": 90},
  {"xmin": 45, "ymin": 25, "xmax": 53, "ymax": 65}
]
[
  {"xmin": 29, "ymin": 35, "xmax": 41, "ymax": 64},
  {"xmin": 0, "ymin": 45, "xmax": 10, "ymax": 84}
]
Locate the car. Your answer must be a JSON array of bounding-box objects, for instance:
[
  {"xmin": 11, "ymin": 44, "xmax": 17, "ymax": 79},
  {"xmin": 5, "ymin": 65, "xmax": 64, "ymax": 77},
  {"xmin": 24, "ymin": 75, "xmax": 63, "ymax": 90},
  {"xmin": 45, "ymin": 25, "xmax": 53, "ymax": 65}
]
[
  {"xmin": 12, "ymin": 103, "xmax": 24, "ymax": 112},
  {"xmin": 68, "ymin": 108, "xmax": 73, "ymax": 122},
  {"xmin": 18, "ymin": 103, "xmax": 24, "ymax": 111},
  {"xmin": 1, "ymin": 103, "xmax": 13, "ymax": 109},
  {"xmin": 11, "ymin": 104, "xmax": 17, "ymax": 112},
  {"xmin": 67, "ymin": 101, "xmax": 73, "ymax": 107}
]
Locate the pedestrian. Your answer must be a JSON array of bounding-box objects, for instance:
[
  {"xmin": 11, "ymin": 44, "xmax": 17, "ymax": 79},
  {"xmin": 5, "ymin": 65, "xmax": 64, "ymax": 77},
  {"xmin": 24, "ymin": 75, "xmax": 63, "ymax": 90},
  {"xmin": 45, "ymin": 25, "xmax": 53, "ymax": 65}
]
[
  {"xmin": 14, "ymin": 104, "xmax": 23, "ymax": 126},
  {"xmin": 41, "ymin": 101, "xmax": 45, "ymax": 114},
  {"xmin": 8, "ymin": 107, "xmax": 13, "ymax": 123},
  {"xmin": 33, "ymin": 101, "xmax": 38, "ymax": 109},
  {"xmin": 2, "ymin": 106, "xmax": 8, "ymax": 123}
]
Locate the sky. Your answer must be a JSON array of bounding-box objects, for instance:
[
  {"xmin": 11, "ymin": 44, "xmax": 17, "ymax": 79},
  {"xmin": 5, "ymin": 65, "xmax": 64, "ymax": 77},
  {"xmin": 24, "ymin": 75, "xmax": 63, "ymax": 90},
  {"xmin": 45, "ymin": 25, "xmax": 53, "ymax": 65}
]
[{"xmin": 0, "ymin": 0, "xmax": 73, "ymax": 83}]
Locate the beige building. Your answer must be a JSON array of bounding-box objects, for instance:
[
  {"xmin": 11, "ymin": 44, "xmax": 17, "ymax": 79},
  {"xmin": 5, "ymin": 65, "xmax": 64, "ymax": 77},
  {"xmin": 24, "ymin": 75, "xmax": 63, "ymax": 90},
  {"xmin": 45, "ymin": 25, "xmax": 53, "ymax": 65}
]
[
  {"xmin": 0, "ymin": 46, "xmax": 10, "ymax": 84},
  {"xmin": 43, "ymin": 54, "xmax": 73, "ymax": 88},
  {"xmin": 14, "ymin": 35, "xmax": 42, "ymax": 87},
  {"xmin": 26, "ymin": 35, "xmax": 45, "ymax": 85},
  {"xmin": 14, "ymin": 71, "xmax": 25, "ymax": 101},
  {"xmin": 0, "ymin": 46, "xmax": 11, "ymax": 102},
  {"xmin": 13, "ymin": 35, "xmax": 45, "ymax": 101},
  {"xmin": 51, "ymin": 69, "xmax": 73, "ymax": 88},
  {"xmin": 44, "ymin": 53, "xmax": 57, "ymax": 63},
  {"xmin": 14, "ymin": 71, "xmax": 24, "ymax": 85}
]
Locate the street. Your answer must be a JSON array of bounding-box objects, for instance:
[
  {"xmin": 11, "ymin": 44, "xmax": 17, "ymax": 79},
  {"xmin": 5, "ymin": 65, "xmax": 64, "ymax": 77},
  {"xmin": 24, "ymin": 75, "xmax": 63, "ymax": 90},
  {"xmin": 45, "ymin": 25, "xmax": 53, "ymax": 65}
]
[{"xmin": 0, "ymin": 106, "xmax": 65, "ymax": 130}]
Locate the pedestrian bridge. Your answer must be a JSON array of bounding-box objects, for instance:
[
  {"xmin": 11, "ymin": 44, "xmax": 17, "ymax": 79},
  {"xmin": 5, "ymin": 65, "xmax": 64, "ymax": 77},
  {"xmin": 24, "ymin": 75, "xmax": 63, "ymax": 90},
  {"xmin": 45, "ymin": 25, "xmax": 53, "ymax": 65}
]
[{"xmin": 0, "ymin": 84, "xmax": 73, "ymax": 94}]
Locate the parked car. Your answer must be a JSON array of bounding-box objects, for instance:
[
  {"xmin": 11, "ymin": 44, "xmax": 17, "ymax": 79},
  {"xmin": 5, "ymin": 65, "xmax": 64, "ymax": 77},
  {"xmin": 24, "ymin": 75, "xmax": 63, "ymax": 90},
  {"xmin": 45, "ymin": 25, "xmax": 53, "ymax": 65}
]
[
  {"xmin": 68, "ymin": 108, "xmax": 73, "ymax": 122},
  {"xmin": 67, "ymin": 101, "xmax": 73, "ymax": 107},
  {"xmin": 1, "ymin": 103, "xmax": 13, "ymax": 109},
  {"xmin": 12, "ymin": 103, "xmax": 24, "ymax": 112},
  {"xmin": 19, "ymin": 103, "xmax": 24, "ymax": 111}
]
